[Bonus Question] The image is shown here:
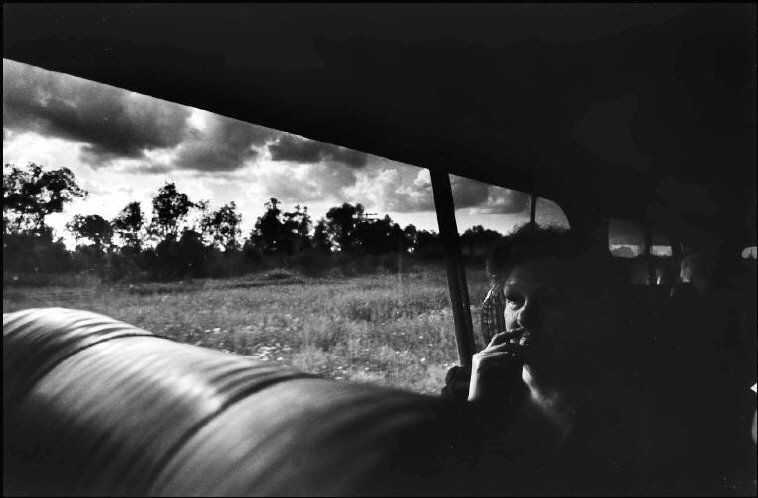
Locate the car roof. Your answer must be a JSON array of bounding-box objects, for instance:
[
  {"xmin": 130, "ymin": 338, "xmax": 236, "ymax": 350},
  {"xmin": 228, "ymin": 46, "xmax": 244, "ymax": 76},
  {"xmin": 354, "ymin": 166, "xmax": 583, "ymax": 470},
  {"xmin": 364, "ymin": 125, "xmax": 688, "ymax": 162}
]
[{"xmin": 3, "ymin": 3, "xmax": 755, "ymax": 241}]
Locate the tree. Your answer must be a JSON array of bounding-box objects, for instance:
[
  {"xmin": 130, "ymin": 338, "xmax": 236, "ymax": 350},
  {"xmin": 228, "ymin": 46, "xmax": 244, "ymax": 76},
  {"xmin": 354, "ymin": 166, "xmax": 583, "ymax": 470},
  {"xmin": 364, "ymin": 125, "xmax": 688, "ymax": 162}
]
[
  {"xmin": 250, "ymin": 198, "xmax": 286, "ymax": 254},
  {"xmin": 282, "ymin": 204, "xmax": 311, "ymax": 255},
  {"xmin": 324, "ymin": 202, "xmax": 365, "ymax": 253},
  {"xmin": 177, "ymin": 229, "xmax": 208, "ymax": 277},
  {"xmin": 3, "ymin": 163, "xmax": 85, "ymax": 275},
  {"xmin": 414, "ymin": 230, "xmax": 442, "ymax": 258},
  {"xmin": 149, "ymin": 182, "xmax": 194, "ymax": 241},
  {"xmin": 3, "ymin": 162, "xmax": 86, "ymax": 235},
  {"xmin": 312, "ymin": 219, "xmax": 332, "ymax": 254},
  {"xmin": 67, "ymin": 214, "xmax": 114, "ymax": 254},
  {"xmin": 201, "ymin": 202, "xmax": 243, "ymax": 252},
  {"xmin": 191, "ymin": 199, "xmax": 211, "ymax": 235},
  {"xmin": 112, "ymin": 201, "xmax": 145, "ymax": 251},
  {"xmin": 249, "ymin": 199, "xmax": 314, "ymax": 256},
  {"xmin": 151, "ymin": 228, "xmax": 209, "ymax": 280},
  {"xmin": 460, "ymin": 225, "xmax": 503, "ymax": 257},
  {"xmin": 352, "ymin": 214, "xmax": 408, "ymax": 255},
  {"xmin": 404, "ymin": 224, "xmax": 418, "ymax": 250}
]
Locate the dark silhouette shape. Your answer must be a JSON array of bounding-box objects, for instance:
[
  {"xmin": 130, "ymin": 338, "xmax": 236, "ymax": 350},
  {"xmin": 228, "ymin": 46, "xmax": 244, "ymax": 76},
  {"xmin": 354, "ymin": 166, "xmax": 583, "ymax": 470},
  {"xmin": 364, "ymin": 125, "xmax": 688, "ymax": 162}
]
[{"xmin": 112, "ymin": 201, "xmax": 145, "ymax": 251}]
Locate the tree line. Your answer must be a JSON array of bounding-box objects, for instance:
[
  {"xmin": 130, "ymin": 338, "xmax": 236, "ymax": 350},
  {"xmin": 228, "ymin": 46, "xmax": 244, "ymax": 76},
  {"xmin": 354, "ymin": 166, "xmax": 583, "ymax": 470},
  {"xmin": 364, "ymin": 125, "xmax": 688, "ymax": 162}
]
[{"xmin": 3, "ymin": 163, "xmax": 505, "ymax": 281}]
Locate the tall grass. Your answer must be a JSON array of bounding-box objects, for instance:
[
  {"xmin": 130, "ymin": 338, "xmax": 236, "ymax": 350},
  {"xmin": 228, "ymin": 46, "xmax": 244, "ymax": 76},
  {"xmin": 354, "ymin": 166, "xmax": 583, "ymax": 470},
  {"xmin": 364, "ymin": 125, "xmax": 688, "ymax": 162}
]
[{"xmin": 2, "ymin": 265, "xmax": 492, "ymax": 394}]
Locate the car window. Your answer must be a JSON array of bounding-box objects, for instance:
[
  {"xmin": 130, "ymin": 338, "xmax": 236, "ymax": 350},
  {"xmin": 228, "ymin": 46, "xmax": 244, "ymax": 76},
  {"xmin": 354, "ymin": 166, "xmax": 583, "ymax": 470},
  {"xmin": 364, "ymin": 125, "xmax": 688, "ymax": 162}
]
[
  {"xmin": 535, "ymin": 196, "xmax": 570, "ymax": 229},
  {"xmin": 651, "ymin": 228, "xmax": 673, "ymax": 257},
  {"xmin": 608, "ymin": 218, "xmax": 676, "ymax": 285},
  {"xmin": 609, "ymin": 218, "xmax": 645, "ymax": 259},
  {"xmin": 2, "ymin": 58, "xmax": 459, "ymax": 394}
]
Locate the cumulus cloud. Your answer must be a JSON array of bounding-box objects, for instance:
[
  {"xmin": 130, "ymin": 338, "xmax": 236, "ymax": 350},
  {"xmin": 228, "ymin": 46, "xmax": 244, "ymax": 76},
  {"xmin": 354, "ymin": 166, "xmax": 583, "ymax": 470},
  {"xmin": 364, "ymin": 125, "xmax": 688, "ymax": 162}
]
[
  {"xmin": 348, "ymin": 168, "xmax": 435, "ymax": 212},
  {"xmin": 3, "ymin": 59, "xmax": 192, "ymax": 166},
  {"xmin": 450, "ymin": 175, "xmax": 492, "ymax": 209},
  {"xmin": 173, "ymin": 112, "xmax": 277, "ymax": 172},
  {"xmin": 347, "ymin": 168, "xmax": 529, "ymax": 214},
  {"xmin": 475, "ymin": 185, "xmax": 531, "ymax": 215},
  {"xmin": 268, "ymin": 134, "xmax": 369, "ymax": 168},
  {"xmin": 2, "ymin": 56, "xmax": 529, "ymax": 219},
  {"xmin": 249, "ymin": 161, "xmax": 359, "ymax": 203}
]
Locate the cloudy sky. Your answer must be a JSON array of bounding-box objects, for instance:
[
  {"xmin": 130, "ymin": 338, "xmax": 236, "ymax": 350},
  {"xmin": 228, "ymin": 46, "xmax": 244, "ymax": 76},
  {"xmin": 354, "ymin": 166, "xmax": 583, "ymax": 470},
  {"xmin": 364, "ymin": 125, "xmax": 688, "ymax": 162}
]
[{"xmin": 3, "ymin": 59, "xmax": 567, "ymax": 248}]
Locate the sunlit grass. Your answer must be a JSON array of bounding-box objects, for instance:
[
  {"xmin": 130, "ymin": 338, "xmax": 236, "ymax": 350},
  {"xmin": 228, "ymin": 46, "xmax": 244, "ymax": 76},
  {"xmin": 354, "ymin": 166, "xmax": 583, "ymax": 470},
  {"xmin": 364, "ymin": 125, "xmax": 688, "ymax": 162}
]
[{"xmin": 2, "ymin": 265, "xmax": 492, "ymax": 394}]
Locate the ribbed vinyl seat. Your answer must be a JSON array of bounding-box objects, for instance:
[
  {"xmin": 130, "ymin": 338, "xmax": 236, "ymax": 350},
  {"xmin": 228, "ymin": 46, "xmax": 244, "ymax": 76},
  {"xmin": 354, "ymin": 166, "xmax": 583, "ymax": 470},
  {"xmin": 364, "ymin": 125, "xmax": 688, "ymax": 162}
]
[{"xmin": 3, "ymin": 308, "xmax": 491, "ymax": 496}]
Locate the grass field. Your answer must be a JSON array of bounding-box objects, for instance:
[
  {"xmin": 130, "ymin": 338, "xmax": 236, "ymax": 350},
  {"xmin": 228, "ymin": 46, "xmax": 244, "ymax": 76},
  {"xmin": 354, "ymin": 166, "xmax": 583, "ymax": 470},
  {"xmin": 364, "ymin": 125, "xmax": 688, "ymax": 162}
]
[{"xmin": 3, "ymin": 265, "xmax": 492, "ymax": 394}]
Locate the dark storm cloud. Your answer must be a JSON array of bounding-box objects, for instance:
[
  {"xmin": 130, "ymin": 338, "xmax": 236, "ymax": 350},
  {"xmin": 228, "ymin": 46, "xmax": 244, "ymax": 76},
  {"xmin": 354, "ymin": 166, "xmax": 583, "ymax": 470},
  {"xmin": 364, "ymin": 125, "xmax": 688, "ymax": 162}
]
[
  {"xmin": 118, "ymin": 163, "xmax": 177, "ymax": 175},
  {"xmin": 449, "ymin": 175, "xmax": 529, "ymax": 214},
  {"xmin": 269, "ymin": 134, "xmax": 369, "ymax": 168},
  {"xmin": 174, "ymin": 115, "xmax": 276, "ymax": 172},
  {"xmin": 3, "ymin": 59, "xmax": 191, "ymax": 166},
  {"xmin": 450, "ymin": 176, "xmax": 491, "ymax": 209}
]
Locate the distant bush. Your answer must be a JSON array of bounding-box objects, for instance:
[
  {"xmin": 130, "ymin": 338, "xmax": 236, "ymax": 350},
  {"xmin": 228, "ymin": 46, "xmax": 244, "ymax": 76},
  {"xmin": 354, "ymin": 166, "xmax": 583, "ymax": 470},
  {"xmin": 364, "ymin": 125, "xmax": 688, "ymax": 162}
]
[
  {"xmin": 2, "ymin": 271, "xmax": 101, "ymax": 288},
  {"xmin": 105, "ymin": 252, "xmax": 131, "ymax": 282},
  {"xmin": 3, "ymin": 272, "xmax": 55, "ymax": 288},
  {"xmin": 412, "ymin": 245, "xmax": 444, "ymax": 261},
  {"xmin": 3, "ymin": 231, "xmax": 446, "ymax": 284},
  {"xmin": 332, "ymin": 253, "xmax": 379, "ymax": 276},
  {"xmin": 291, "ymin": 250, "xmax": 332, "ymax": 278},
  {"xmin": 378, "ymin": 253, "xmax": 402, "ymax": 273},
  {"xmin": 261, "ymin": 268, "xmax": 297, "ymax": 281},
  {"xmin": 242, "ymin": 242, "xmax": 264, "ymax": 267},
  {"xmin": 204, "ymin": 251, "xmax": 250, "ymax": 279},
  {"xmin": 286, "ymin": 252, "xmax": 418, "ymax": 278},
  {"xmin": 3, "ymin": 232, "xmax": 73, "ymax": 275},
  {"xmin": 148, "ymin": 230, "xmax": 210, "ymax": 281},
  {"xmin": 100, "ymin": 245, "xmax": 148, "ymax": 282},
  {"xmin": 70, "ymin": 244, "xmax": 106, "ymax": 274}
]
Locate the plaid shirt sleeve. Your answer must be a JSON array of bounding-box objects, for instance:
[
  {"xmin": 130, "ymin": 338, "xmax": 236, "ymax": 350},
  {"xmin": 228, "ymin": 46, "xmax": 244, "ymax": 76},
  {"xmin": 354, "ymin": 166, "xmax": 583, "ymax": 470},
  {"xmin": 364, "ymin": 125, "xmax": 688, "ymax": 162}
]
[{"xmin": 480, "ymin": 282, "xmax": 505, "ymax": 345}]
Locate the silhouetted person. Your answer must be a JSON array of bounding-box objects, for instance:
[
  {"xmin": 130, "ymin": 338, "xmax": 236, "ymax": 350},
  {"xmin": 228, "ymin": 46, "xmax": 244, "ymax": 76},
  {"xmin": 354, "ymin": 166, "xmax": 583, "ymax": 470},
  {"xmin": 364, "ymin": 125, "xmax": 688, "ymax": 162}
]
[
  {"xmin": 670, "ymin": 252, "xmax": 715, "ymax": 299},
  {"xmin": 443, "ymin": 225, "xmax": 756, "ymax": 495},
  {"xmin": 659, "ymin": 249, "xmax": 757, "ymax": 494}
]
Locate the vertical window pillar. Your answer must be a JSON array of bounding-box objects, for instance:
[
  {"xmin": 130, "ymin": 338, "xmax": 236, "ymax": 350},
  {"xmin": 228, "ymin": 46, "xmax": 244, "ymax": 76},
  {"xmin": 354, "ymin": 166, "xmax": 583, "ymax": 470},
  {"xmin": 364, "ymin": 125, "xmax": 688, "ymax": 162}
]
[
  {"xmin": 644, "ymin": 225, "xmax": 655, "ymax": 285},
  {"xmin": 429, "ymin": 169, "xmax": 475, "ymax": 366}
]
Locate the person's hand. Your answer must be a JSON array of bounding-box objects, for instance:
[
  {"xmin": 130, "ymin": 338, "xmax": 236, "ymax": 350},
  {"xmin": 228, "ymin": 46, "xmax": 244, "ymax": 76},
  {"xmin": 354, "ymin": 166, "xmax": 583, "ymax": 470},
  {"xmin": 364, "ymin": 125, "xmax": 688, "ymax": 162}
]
[{"xmin": 468, "ymin": 329, "xmax": 527, "ymax": 405}]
